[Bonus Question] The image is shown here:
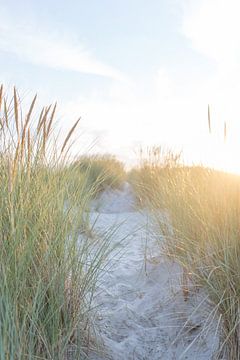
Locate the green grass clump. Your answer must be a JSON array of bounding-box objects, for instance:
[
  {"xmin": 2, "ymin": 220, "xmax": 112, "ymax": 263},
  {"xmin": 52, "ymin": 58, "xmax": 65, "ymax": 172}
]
[
  {"xmin": 73, "ymin": 154, "xmax": 126, "ymax": 194},
  {"xmin": 0, "ymin": 85, "xmax": 112, "ymax": 359},
  {"xmin": 130, "ymin": 147, "xmax": 240, "ymax": 359}
]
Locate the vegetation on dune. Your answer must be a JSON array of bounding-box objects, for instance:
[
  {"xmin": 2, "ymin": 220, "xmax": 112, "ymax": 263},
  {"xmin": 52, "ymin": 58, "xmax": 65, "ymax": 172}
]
[
  {"xmin": 0, "ymin": 85, "xmax": 114, "ymax": 359},
  {"xmin": 130, "ymin": 146, "xmax": 240, "ymax": 359},
  {"xmin": 73, "ymin": 154, "xmax": 126, "ymax": 194},
  {"xmin": 128, "ymin": 147, "xmax": 182, "ymax": 206}
]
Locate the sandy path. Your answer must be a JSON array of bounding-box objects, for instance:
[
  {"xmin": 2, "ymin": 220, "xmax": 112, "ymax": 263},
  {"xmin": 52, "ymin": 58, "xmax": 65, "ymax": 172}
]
[{"xmin": 89, "ymin": 183, "xmax": 219, "ymax": 360}]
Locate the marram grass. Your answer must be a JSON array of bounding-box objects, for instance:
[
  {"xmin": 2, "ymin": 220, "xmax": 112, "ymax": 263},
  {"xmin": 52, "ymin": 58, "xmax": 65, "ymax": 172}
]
[
  {"xmin": 73, "ymin": 154, "xmax": 126, "ymax": 194},
  {"xmin": 0, "ymin": 86, "xmax": 114, "ymax": 359},
  {"xmin": 130, "ymin": 148, "xmax": 240, "ymax": 359}
]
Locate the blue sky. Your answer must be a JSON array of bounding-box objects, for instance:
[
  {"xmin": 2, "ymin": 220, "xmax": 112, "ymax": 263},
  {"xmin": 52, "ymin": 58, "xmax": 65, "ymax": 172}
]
[{"xmin": 1, "ymin": 0, "xmax": 240, "ymax": 171}]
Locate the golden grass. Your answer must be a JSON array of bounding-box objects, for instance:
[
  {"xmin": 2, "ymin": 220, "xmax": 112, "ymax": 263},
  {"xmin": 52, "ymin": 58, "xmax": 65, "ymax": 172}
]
[{"xmin": 130, "ymin": 148, "xmax": 240, "ymax": 358}]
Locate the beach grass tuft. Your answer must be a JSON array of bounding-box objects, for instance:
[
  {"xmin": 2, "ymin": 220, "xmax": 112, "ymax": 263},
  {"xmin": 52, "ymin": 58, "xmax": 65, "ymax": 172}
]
[
  {"xmin": 0, "ymin": 86, "xmax": 114, "ymax": 359},
  {"xmin": 130, "ymin": 147, "xmax": 240, "ymax": 359}
]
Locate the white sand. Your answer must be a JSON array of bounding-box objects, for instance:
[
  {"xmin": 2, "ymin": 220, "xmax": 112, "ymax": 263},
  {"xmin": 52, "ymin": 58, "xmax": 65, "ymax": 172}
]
[{"xmin": 89, "ymin": 183, "xmax": 219, "ymax": 360}]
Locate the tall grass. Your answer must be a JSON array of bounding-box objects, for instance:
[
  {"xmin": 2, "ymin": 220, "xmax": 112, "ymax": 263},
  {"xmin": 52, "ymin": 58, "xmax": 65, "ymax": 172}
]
[
  {"xmin": 128, "ymin": 147, "xmax": 181, "ymax": 206},
  {"xmin": 130, "ymin": 147, "xmax": 240, "ymax": 359},
  {"xmin": 73, "ymin": 154, "xmax": 126, "ymax": 194},
  {"xmin": 0, "ymin": 85, "xmax": 112, "ymax": 359}
]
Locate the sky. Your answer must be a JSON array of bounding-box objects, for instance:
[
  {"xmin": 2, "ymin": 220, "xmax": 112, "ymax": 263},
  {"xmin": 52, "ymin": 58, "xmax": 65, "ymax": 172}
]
[{"xmin": 1, "ymin": 0, "xmax": 240, "ymax": 172}]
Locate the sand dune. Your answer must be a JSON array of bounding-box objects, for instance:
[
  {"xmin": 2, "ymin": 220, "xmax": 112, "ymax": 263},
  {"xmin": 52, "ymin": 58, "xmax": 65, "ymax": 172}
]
[{"xmin": 89, "ymin": 183, "xmax": 219, "ymax": 360}]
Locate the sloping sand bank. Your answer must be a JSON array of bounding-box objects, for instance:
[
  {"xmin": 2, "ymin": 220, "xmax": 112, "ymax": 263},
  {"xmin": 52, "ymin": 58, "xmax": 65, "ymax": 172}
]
[{"xmin": 89, "ymin": 183, "xmax": 219, "ymax": 360}]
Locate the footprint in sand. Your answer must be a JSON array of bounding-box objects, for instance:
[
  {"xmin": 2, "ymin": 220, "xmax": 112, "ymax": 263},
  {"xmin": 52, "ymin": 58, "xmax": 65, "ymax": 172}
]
[{"xmin": 89, "ymin": 183, "xmax": 219, "ymax": 360}]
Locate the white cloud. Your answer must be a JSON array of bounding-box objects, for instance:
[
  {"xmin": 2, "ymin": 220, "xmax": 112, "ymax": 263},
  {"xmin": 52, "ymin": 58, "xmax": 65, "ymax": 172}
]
[
  {"xmin": 180, "ymin": 0, "xmax": 240, "ymax": 173},
  {"xmin": 182, "ymin": 0, "xmax": 240, "ymax": 68},
  {"xmin": 181, "ymin": 0, "xmax": 240, "ymax": 111},
  {"xmin": 0, "ymin": 15, "xmax": 127, "ymax": 82}
]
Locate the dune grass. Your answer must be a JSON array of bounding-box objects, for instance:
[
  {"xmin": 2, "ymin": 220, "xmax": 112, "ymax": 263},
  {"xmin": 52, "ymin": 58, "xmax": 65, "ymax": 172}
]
[
  {"xmin": 73, "ymin": 154, "xmax": 126, "ymax": 194},
  {"xmin": 0, "ymin": 85, "xmax": 114, "ymax": 359},
  {"xmin": 130, "ymin": 147, "xmax": 240, "ymax": 359},
  {"xmin": 128, "ymin": 147, "xmax": 181, "ymax": 206}
]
